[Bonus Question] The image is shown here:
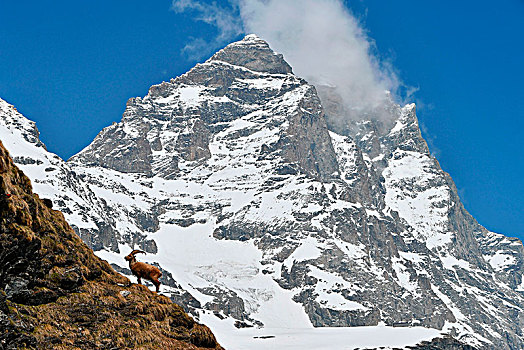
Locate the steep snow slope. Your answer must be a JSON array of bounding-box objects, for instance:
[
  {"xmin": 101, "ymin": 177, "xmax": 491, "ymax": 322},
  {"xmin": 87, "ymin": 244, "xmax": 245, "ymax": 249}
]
[
  {"xmin": 1, "ymin": 35, "xmax": 523, "ymax": 349},
  {"xmin": 0, "ymin": 98, "xmax": 102, "ymax": 233},
  {"xmin": 0, "ymin": 98, "xmax": 155, "ymax": 253}
]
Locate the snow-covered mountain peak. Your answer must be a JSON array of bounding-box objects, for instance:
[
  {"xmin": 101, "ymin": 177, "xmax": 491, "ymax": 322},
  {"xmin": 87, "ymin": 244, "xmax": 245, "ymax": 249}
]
[
  {"xmin": 240, "ymin": 33, "xmax": 263, "ymax": 42},
  {"xmin": 206, "ymin": 34, "xmax": 293, "ymax": 75},
  {"xmin": 0, "ymin": 97, "xmax": 44, "ymax": 149},
  {"xmin": 2, "ymin": 37, "xmax": 524, "ymax": 349},
  {"xmin": 70, "ymin": 36, "xmax": 336, "ymax": 180}
]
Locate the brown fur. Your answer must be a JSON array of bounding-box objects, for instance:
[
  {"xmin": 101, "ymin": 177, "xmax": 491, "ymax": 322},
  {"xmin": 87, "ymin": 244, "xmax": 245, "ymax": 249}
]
[{"xmin": 125, "ymin": 250, "xmax": 162, "ymax": 293}]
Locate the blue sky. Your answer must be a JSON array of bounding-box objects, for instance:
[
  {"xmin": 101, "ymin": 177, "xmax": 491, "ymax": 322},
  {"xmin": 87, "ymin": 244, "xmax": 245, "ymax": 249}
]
[{"xmin": 0, "ymin": 1, "xmax": 522, "ymax": 238}]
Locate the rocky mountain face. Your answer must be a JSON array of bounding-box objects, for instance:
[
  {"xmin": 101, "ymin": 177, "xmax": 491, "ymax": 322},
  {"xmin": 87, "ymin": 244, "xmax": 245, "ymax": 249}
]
[
  {"xmin": 1, "ymin": 35, "xmax": 523, "ymax": 349},
  {"xmin": 0, "ymin": 140, "xmax": 222, "ymax": 349},
  {"xmin": 0, "ymin": 99, "xmax": 157, "ymax": 254}
]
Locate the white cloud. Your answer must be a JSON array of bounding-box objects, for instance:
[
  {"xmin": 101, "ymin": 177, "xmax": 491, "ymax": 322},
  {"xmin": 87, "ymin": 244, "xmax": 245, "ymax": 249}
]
[
  {"xmin": 172, "ymin": 0, "xmax": 401, "ymax": 119},
  {"xmin": 171, "ymin": 0, "xmax": 243, "ymax": 59}
]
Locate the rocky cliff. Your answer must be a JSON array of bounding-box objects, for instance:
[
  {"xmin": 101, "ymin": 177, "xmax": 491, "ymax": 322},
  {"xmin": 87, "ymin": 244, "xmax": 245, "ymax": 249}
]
[
  {"xmin": 0, "ymin": 140, "xmax": 222, "ymax": 349},
  {"xmin": 1, "ymin": 34, "xmax": 523, "ymax": 349}
]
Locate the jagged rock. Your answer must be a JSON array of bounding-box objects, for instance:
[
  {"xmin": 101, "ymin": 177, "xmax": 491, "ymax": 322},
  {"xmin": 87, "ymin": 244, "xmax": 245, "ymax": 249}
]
[
  {"xmin": 209, "ymin": 34, "xmax": 293, "ymax": 74},
  {"xmin": 405, "ymin": 336, "xmax": 478, "ymax": 350}
]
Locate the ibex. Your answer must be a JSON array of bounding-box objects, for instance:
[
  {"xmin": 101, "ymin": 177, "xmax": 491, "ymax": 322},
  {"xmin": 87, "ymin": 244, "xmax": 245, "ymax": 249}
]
[{"xmin": 124, "ymin": 250, "xmax": 162, "ymax": 293}]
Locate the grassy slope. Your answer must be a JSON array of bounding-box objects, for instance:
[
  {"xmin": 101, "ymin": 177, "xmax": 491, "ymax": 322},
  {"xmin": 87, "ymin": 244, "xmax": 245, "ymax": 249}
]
[{"xmin": 0, "ymin": 140, "xmax": 223, "ymax": 350}]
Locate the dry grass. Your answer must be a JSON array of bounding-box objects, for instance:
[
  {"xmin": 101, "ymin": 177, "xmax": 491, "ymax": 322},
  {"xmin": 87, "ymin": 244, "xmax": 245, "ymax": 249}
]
[
  {"xmin": 19, "ymin": 281, "xmax": 223, "ymax": 349},
  {"xmin": 16, "ymin": 276, "xmax": 223, "ymax": 349}
]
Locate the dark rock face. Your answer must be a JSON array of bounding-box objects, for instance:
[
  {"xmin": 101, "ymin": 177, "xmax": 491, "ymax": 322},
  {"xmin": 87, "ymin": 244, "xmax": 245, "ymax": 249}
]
[
  {"xmin": 360, "ymin": 336, "xmax": 478, "ymax": 350},
  {"xmin": 73, "ymin": 222, "xmax": 120, "ymax": 252},
  {"xmin": 176, "ymin": 118, "xmax": 212, "ymax": 162},
  {"xmin": 276, "ymin": 85, "xmax": 340, "ymax": 180},
  {"xmin": 72, "ymin": 119, "xmax": 153, "ymax": 175},
  {"xmin": 405, "ymin": 336, "xmax": 478, "ymax": 350},
  {"xmin": 209, "ymin": 34, "xmax": 293, "ymax": 74},
  {"xmin": 198, "ymin": 286, "xmax": 261, "ymax": 327}
]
